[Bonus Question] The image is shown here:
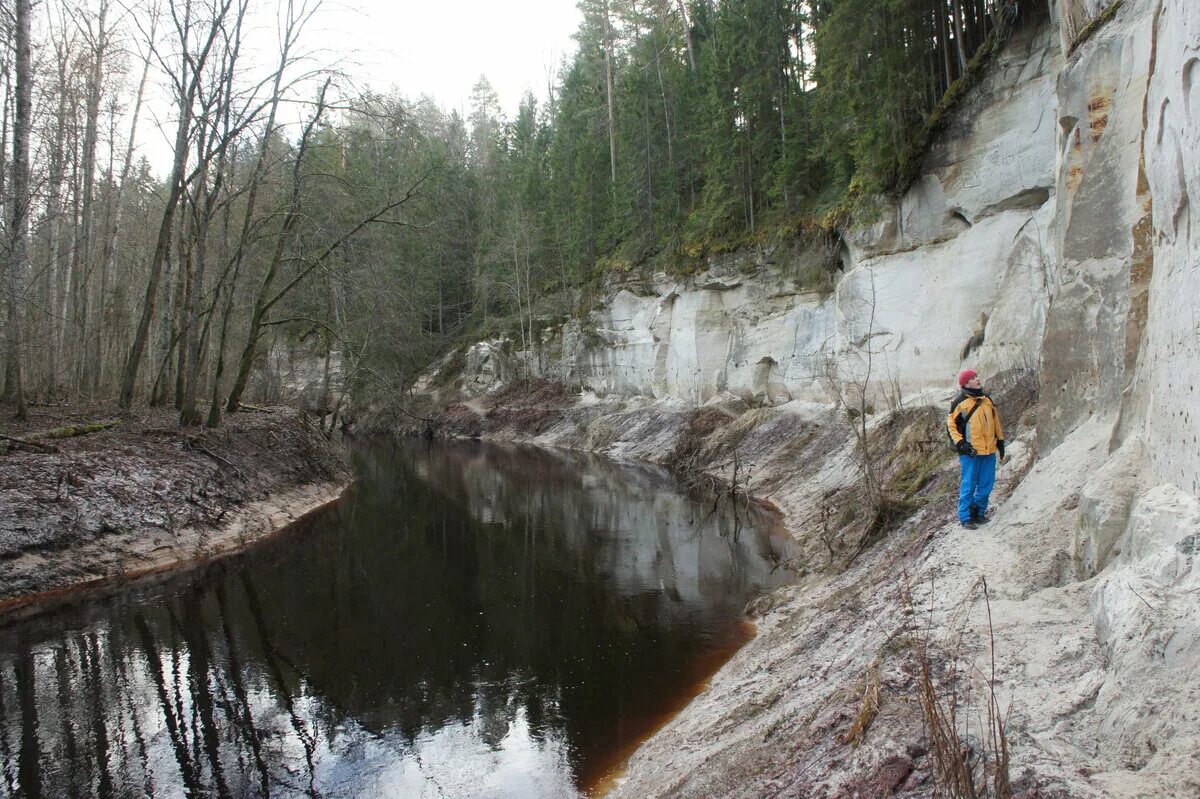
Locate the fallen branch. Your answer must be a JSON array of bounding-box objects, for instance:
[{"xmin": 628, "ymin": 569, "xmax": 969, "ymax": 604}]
[
  {"xmin": 0, "ymin": 433, "xmax": 58, "ymax": 453},
  {"xmin": 0, "ymin": 419, "xmax": 118, "ymax": 452},
  {"xmin": 36, "ymin": 419, "xmax": 122, "ymax": 440},
  {"xmin": 184, "ymin": 434, "xmax": 237, "ymax": 473}
]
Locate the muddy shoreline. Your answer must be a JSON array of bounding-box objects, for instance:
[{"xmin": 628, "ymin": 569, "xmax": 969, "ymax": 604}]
[
  {"xmin": 0, "ymin": 403, "xmax": 350, "ymax": 622},
  {"xmin": 0, "ymin": 480, "xmax": 348, "ymax": 625}
]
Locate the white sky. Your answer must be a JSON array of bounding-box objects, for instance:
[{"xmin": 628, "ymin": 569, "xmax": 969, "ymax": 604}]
[
  {"xmin": 132, "ymin": 0, "xmax": 582, "ymax": 173},
  {"xmin": 315, "ymin": 0, "xmax": 583, "ymax": 116}
]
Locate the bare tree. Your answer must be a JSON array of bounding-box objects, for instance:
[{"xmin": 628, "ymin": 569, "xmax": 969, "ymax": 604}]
[
  {"xmin": 179, "ymin": 0, "xmax": 250, "ymax": 425},
  {"xmin": 3, "ymin": 0, "xmax": 33, "ymax": 419},
  {"xmin": 70, "ymin": 0, "xmax": 113, "ymax": 395},
  {"xmin": 224, "ymin": 81, "xmax": 430, "ymax": 415},
  {"xmin": 93, "ymin": 3, "xmax": 157, "ymax": 396},
  {"xmin": 118, "ymin": 0, "xmax": 236, "ymax": 408},
  {"xmin": 207, "ymin": 0, "xmax": 318, "ymax": 426}
]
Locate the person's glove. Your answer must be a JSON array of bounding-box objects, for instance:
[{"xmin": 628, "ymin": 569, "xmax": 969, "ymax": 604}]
[
  {"xmin": 997, "ymin": 440, "xmax": 1006, "ymax": 461},
  {"xmin": 955, "ymin": 439, "xmax": 974, "ymax": 456}
]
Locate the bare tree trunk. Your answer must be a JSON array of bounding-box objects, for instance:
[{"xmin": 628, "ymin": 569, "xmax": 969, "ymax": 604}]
[
  {"xmin": 120, "ymin": 0, "xmax": 229, "ymax": 408},
  {"xmin": 148, "ymin": 215, "xmax": 181, "ymax": 408},
  {"xmin": 68, "ymin": 141, "xmax": 88, "ymax": 394},
  {"xmin": 5, "ymin": 0, "xmax": 33, "ymax": 419},
  {"xmin": 77, "ymin": 0, "xmax": 109, "ymax": 397},
  {"xmin": 951, "ymin": 0, "xmax": 969, "ymax": 74},
  {"xmin": 208, "ymin": 0, "xmax": 306, "ymax": 426},
  {"xmin": 43, "ymin": 58, "xmax": 70, "ymax": 397},
  {"xmin": 120, "ymin": 106, "xmax": 190, "ymax": 407},
  {"xmin": 179, "ymin": 182, "xmax": 208, "ymax": 423},
  {"xmin": 940, "ymin": 0, "xmax": 955, "ymax": 89},
  {"xmin": 172, "ymin": 210, "xmax": 191, "ymax": 409},
  {"xmin": 603, "ymin": 0, "xmax": 617, "ymax": 184},
  {"xmin": 675, "ymin": 0, "xmax": 697, "ymax": 72},
  {"xmin": 182, "ymin": 4, "xmax": 245, "ymax": 425},
  {"xmin": 95, "ymin": 8, "xmax": 152, "ymax": 397}
]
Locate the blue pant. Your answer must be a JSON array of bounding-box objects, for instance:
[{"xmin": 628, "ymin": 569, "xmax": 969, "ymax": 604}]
[{"xmin": 958, "ymin": 453, "xmax": 996, "ymax": 523}]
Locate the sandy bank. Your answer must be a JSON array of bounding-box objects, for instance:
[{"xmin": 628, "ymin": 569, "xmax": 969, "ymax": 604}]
[{"xmin": 389, "ymin": 376, "xmax": 1197, "ymax": 799}]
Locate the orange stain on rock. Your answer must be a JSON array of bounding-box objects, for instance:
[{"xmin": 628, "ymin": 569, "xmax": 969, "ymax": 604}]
[{"xmin": 1087, "ymin": 93, "xmax": 1112, "ymax": 142}]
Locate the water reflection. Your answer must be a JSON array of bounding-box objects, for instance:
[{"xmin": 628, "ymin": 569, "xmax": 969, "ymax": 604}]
[{"xmin": 0, "ymin": 440, "xmax": 794, "ymax": 798}]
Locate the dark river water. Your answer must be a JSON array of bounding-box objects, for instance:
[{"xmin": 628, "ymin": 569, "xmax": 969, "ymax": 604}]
[{"xmin": 0, "ymin": 440, "xmax": 794, "ymax": 798}]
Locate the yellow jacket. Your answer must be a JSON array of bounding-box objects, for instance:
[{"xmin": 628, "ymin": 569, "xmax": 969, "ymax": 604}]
[{"xmin": 947, "ymin": 393, "xmax": 1004, "ymax": 455}]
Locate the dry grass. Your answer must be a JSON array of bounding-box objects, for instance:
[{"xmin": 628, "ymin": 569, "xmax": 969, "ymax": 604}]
[
  {"xmin": 484, "ymin": 378, "xmax": 573, "ymax": 434},
  {"xmin": 585, "ymin": 418, "xmax": 618, "ymax": 449},
  {"xmin": 698, "ymin": 407, "xmax": 774, "ymax": 460},
  {"xmin": 841, "ymin": 661, "xmax": 882, "ymax": 749},
  {"xmin": 666, "ymin": 407, "xmax": 735, "ymax": 475},
  {"xmin": 917, "ymin": 577, "xmax": 1013, "ymax": 799}
]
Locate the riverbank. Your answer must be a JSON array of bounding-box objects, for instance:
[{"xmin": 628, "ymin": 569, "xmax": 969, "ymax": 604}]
[
  {"xmin": 376, "ymin": 375, "xmax": 1198, "ymax": 799},
  {"xmin": 0, "ymin": 404, "xmax": 350, "ymax": 621}
]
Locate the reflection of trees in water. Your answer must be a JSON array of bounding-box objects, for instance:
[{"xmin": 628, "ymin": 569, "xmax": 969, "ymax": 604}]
[
  {"xmin": 0, "ymin": 441, "xmax": 793, "ymax": 797},
  {"xmin": 0, "ymin": 579, "xmax": 332, "ymax": 797}
]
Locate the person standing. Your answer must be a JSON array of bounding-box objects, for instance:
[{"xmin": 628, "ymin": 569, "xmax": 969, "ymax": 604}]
[{"xmin": 947, "ymin": 369, "xmax": 1005, "ymax": 529}]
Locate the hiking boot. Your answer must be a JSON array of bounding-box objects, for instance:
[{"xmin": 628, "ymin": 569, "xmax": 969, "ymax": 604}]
[
  {"xmin": 973, "ymin": 514, "xmax": 991, "ymax": 525},
  {"xmin": 960, "ymin": 520, "xmax": 979, "ymax": 530}
]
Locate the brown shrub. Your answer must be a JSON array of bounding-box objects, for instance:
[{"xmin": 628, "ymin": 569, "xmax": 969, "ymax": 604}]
[
  {"xmin": 484, "ymin": 379, "xmax": 574, "ymax": 435},
  {"xmin": 436, "ymin": 403, "xmax": 483, "ymax": 438},
  {"xmin": 666, "ymin": 407, "xmax": 734, "ymax": 474}
]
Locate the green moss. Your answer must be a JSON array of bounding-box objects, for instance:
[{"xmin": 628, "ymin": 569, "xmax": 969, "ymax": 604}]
[
  {"xmin": 1068, "ymin": 1, "xmax": 1123, "ymax": 57},
  {"xmin": 891, "ymin": 21, "xmax": 1011, "ymax": 194}
]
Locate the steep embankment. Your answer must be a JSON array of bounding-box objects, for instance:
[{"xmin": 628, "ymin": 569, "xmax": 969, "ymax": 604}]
[
  {"xmin": 399, "ymin": 1, "xmax": 1199, "ymax": 796},
  {"xmin": 0, "ymin": 406, "xmax": 349, "ymax": 619}
]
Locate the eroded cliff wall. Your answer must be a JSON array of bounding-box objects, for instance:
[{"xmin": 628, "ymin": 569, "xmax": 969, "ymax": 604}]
[
  {"xmin": 447, "ymin": 0, "xmax": 1196, "ymax": 502},
  {"xmin": 453, "ymin": 20, "xmax": 1063, "ymax": 412},
  {"xmin": 424, "ymin": 3, "xmax": 1200, "ymax": 795}
]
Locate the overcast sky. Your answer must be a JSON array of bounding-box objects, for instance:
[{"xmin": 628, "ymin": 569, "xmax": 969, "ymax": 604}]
[
  {"xmin": 317, "ymin": 0, "xmax": 583, "ymax": 115},
  {"xmin": 134, "ymin": 0, "xmax": 583, "ymax": 171}
]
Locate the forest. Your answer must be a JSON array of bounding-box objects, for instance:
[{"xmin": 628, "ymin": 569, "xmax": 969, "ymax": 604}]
[{"xmin": 0, "ymin": 0, "xmax": 1027, "ymax": 422}]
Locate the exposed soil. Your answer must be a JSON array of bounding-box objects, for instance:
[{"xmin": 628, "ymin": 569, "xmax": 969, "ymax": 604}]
[{"xmin": 0, "ymin": 403, "xmax": 349, "ymax": 616}]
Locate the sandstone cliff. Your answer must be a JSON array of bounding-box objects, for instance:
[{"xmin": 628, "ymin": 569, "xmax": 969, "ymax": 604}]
[{"xmin": 411, "ymin": 1, "xmax": 1199, "ymax": 795}]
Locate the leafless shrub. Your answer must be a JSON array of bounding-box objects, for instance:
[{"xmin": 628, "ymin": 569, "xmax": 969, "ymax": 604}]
[
  {"xmin": 484, "ymin": 378, "xmax": 573, "ymax": 433},
  {"xmin": 666, "ymin": 407, "xmax": 734, "ymax": 476},
  {"xmin": 918, "ymin": 577, "xmax": 1013, "ymax": 799}
]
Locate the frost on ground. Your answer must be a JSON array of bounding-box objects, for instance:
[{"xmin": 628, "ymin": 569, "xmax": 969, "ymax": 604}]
[{"xmin": 0, "ymin": 405, "xmax": 349, "ymax": 613}]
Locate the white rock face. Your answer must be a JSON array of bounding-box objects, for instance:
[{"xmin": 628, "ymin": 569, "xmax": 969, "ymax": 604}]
[
  {"xmin": 448, "ymin": 2, "xmax": 1195, "ymax": 504},
  {"xmin": 1125, "ymin": 0, "xmax": 1200, "ymax": 496},
  {"xmin": 1073, "ymin": 438, "xmax": 1149, "ymax": 578},
  {"xmin": 1039, "ymin": 0, "xmax": 1156, "ymax": 450},
  {"xmin": 465, "ymin": 23, "xmax": 1060, "ymax": 409},
  {"xmin": 441, "ymin": 7, "xmax": 1200, "ymax": 795},
  {"xmin": 1087, "ymin": 481, "xmax": 1200, "ymax": 783},
  {"xmin": 261, "ymin": 342, "xmax": 346, "ymax": 411}
]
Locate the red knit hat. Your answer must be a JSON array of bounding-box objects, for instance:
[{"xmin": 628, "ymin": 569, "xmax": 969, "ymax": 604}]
[{"xmin": 958, "ymin": 369, "xmax": 978, "ymax": 387}]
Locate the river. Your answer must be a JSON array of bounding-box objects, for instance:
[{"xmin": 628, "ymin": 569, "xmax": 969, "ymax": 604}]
[{"xmin": 0, "ymin": 439, "xmax": 794, "ymax": 798}]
